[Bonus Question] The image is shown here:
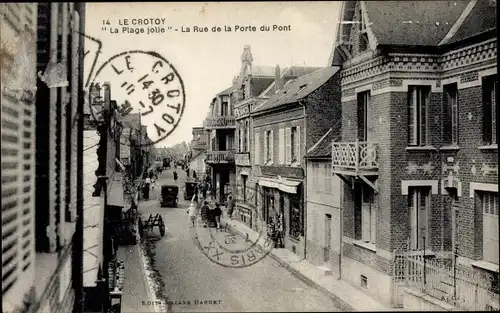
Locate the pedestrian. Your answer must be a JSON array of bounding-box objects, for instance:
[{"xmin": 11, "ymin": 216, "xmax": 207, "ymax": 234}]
[
  {"xmin": 192, "ymin": 170, "xmax": 197, "ymax": 181},
  {"xmin": 200, "ymin": 201, "xmax": 210, "ymax": 228},
  {"xmin": 187, "ymin": 202, "xmax": 197, "ymax": 227},
  {"xmin": 226, "ymin": 195, "xmax": 235, "ymax": 220},
  {"xmin": 186, "ymin": 167, "xmax": 190, "ymax": 179},
  {"xmin": 151, "ymin": 177, "xmax": 156, "ymax": 190},
  {"xmin": 144, "ymin": 176, "xmax": 151, "ymax": 199},
  {"xmin": 173, "ymin": 170, "xmax": 178, "ymax": 181},
  {"xmin": 213, "ymin": 202, "xmax": 222, "ymax": 230},
  {"xmin": 201, "ymin": 182, "xmax": 207, "ymax": 199}
]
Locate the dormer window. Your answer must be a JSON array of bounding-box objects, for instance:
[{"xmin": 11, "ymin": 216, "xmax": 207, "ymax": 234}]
[
  {"xmin": 358, "ymin": 9, "xmax": 369, "ymax": 53},
  {"xmin": 221, "ymin": 96, "xmax": 229, "ymax": 116}
]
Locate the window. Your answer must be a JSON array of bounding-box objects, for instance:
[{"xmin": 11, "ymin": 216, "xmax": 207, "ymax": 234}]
[
  {"xmin": 264, "ymin": 130, "xmax": 273, "ymax": 164},
  {"xmin": 481, "ymin": 191, "xmax": 499, "ymax": 264},
  {"xmin": 354, "ymin": 184, "xmax": 376, "ymax": 243},
  {"xmin": 244, "ymin": 121, "xmax": 249, "ymax": 152},
  {"xmin": 482, "ymin": 75, "xmax": 497, "ymax": 145},
  {"xmin": 254, "ymin": 132, "xmax": 260, "ymax": 165},
  {"xmin": 408, "ymin": 86, "xmax": 431, "ymax": 146},
  {"xmin": 242, "ymin": 175, "xmax": 247, "ymax": 203},
  {"xmin": 357, "ymin": 91, "xmax": 370, "ymax": 141},
  {"xmin": 443, "ymin": 83, "xmax": 459, "ymax": 145},
  {"xmin": 263, "ymin": 188, "xmax": 274, "ymax": 223},
  {"xmin": 408, "ymin": 187, "xmax": 431, "ymax": 250},
  {"xmin": 238, "ymin": 126, "xmax": 242, "ymax": 152},
  {"xmin": 221, "ymin": 96, "xmax": 229, "ymax": 115},
  {"xmin": 289, "ymin": 126, "xmax": 300, "ymax": 163},
  {"xmin": 291, "ymin": 127, "xmax": 297, "ymax": 161}
]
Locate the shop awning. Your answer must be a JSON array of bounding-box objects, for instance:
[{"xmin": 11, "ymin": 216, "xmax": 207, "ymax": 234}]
[{"xmin": 258, "ymin": 177, "xmax": 301, "ymax": 194}]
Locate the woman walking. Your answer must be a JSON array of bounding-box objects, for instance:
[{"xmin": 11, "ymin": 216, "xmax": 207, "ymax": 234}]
[{"xmin": 213, "ymin": 202, "xmax": 222, "ymax": 230}]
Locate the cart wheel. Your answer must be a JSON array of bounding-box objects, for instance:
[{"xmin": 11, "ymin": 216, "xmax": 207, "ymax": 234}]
[{"xmin": 160, "ymin": 225, "xmax": 165, "ymax": 236}]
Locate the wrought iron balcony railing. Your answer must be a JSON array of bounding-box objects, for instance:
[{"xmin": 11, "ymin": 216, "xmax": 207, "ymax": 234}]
[
  {"xmin": 206, "ymin": 150, "xmax": 235, "ymax": 164},
  {"xmin": 203, "ymin": 116, "xmax": 236, "ymax": 129},
  {"xmin": 331, "ymin": 140, "xmax": 379, "ymax": 174}
]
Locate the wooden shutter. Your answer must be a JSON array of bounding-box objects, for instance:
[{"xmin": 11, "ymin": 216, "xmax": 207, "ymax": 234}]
[
  {"xmin": 1, "ymin": 2, "xmax": 37, "ymax": 302},
  {"xmin": 285, "ymin": 128, "xmax": 291, "ymax": 164},
  {"xmin": 254, "ymin": 132, "xmax": 260, "ymax": 165},
  {"xmin": 483, "ymin": 192, "xmax": 499, "ymax": 264},
  {"xmin": 370, "ymin": 192, "xmax": 376, "ymax": 244},
  {"xmin": 419, "ymin": 88, "xmax": 428, "ymax": 146},
  {"xmin": 263, "ymin": 131, "xmax": 268, "ymax": 164},
  {"xmin": 408, "ymin": 188, "xmax": 417, "ymax": 249},
  {"xmin": 269, "ymin": 130, "xmax": 274, "ymax": 164},
  {"xmin": 418, "ymin": 188, "xmax": 429, "ymax": 250},
  {"xmin": 295, "ymin": 126, "xmax": 301, "ymax": 163},
  {"xmin": 279, "ymin": 128, "xmax": 285, "ymax": 164},
  {"xmin": 408, "ymin": 88, "xmax": 417, "ymax": 146}
]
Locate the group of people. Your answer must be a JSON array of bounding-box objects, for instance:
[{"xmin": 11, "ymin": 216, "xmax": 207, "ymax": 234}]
[
  {"xmin": 142, "ymin": 170, "xmax": 158, "ymax": 200},
  {"xmin": 187, "ymin": 191, "xmax": 235, "ymax": 230}
]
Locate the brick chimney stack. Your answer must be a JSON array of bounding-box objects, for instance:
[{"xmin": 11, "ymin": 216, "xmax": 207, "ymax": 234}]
[{"xmin": 274, "ymin": 64, "xmax": 283, "ymax": 93}]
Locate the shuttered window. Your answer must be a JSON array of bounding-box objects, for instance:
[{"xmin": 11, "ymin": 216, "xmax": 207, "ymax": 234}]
[
  {"xmin": 285, "ymin": 128, "xmax": 292, "ymax": 164},
  {"xmin": 1, "ymin": 2, "xmax": 37, "ymax": 301},
  {"xmin": 408, "ymin": 86, "xmax": 430, "ymax": 146},
  {"xmin": 481, "ymin": 192, "xmax": 499, "ymax": 264},
  {"xmin": 482, "ymin": 75, "xmax": 497, "ymax": 145},
  {"xmin": 279, "ymin": 128, "xmax": 285, "ymax": 164},
  {"xmin": 254, "ymin": 132, "xmax": 260, "ymax": 165},
  {"xmin": 443, "ymin": 83, "xmax": 459, "ymax": 145},
  {"xmin": 269, "ymin": 130, "xmax": 274, "ymax": 165}
]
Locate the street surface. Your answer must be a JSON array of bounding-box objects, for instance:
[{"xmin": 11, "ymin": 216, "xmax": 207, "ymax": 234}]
[{"xmin": 137, "ymin": 167, "xmax": 342, "ymax": 312}]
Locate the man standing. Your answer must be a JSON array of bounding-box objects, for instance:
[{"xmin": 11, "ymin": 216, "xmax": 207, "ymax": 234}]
[
  {"xmin": 213, "ymin": 202, "xmax": 222, "ymax": 230},
  {"xmin": 226, "ymin": 195, "xmax": 235, "ymax": 220}
]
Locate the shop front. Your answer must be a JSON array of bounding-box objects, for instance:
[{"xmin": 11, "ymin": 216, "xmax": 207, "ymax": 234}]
[{"xmin": 258, "ymin": 176, "xmax": 304, "ymax": 256}]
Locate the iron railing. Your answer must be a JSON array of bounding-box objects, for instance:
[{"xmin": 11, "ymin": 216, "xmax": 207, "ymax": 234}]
[{"xmin": 331, "ymin": 140, "xmax": 378, "ymax": 173}]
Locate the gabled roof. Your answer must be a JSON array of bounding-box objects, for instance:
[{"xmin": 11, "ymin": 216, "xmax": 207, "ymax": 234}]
[
  {"xmin": 305, "ymin": 127, "xmax": 340, "ymax": 159},
  {"xmin": 260, "ymin": 66, "xmax": 323, "ymax": 97},
  {"xmin": 364, "ymin": 1, "xmax": 470, "ymax": 47},
  {"xmin": 217, "ymin": 85, "xmax": 237, "ymax": 96},
  {"xmin": 253, "ymin": 67, "xmax": 339, "ymax": 113},
  {"xmin": 445, "ymin": 0, "xmax": 497, "ymax": 45}
]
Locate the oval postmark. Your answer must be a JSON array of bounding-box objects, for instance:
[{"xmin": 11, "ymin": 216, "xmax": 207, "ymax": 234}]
[
  {"xmin": 89, "ymin": 50, "xmax": 186, "ymax": 147},
  {"xmin": 190, "ymin": 185, "xmax": 276, "ymax": 268}
]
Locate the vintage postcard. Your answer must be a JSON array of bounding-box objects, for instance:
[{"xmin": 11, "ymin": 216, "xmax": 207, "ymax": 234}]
[{"xmin": 1, "ymin": 1, "xmax": 498, "ymax": 313}]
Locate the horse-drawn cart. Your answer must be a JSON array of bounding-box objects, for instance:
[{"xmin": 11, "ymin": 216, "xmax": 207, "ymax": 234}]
[{"xmin": 139, "ymin": 213, "xmax": 166, "ymax": 238}]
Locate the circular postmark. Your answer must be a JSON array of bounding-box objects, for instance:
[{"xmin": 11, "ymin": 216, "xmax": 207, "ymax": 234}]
[
  {"xmin": 89, "ymin": 50, "xmax": 186, "ymax": 147},
  {"xmin": 190, "ymin": 185, "xmax": 277, "ymax": 268}
]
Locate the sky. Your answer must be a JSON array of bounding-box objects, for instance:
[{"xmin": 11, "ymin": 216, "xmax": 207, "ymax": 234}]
[{"xmin": 84, "ymin": 2, "xmax": 342, "ymax": 148}]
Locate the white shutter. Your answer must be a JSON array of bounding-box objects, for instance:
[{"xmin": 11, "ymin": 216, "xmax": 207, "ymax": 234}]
[
  {"xmin": 1, "ymin": 2, "xmax": 37, "ymax": 305},
  {"xmin": 285, "ymin": 128, "xmax": 292, "ymax": 164},
  {"xmin": 255, "ymin": 132, "xmax": 260, "ymax": 165},
  {"xmin": 263, "ymin": 131, "xmax": 268, "ymax": 164},
  {"xmin": 270, "ymin": 130, "xmax": 274, "ymax": 164},
  {"xmin": 483, "ymin": 193, "xmax": 499, "ymax": 264},
  {"xmin": 279, "ymin": 128, "xmax": 285, "ymax": 164},
  {"xmin": 296, "ymin": 126, "xmax": 301, "ymax": 164}
]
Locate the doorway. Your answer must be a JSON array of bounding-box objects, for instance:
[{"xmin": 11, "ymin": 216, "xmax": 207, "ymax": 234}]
[{"xmin": 324, "ymin": 214, "xmax": 332, "ymax": 263}]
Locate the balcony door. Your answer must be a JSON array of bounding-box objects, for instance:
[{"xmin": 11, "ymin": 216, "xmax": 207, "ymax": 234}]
[{"xmin": 357, "ymin": 91, "xmax": 370, "ymax": 141}]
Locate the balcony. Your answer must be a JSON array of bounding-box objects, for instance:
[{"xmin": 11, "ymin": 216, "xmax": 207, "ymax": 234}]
[
  {"xmin": 235, "ymin": 152, "xmax": 250, "ymax": 166},
  {"xmin": 331, "ymin": 140, "xmax": 379, "ymax": 176},
  {"xmin": 203, "ymin": 116, "xmax": 236, "ymax": 129},
  {"xmin": 206, "ymin": 150, "xmax": 235, "ymax": 164}
]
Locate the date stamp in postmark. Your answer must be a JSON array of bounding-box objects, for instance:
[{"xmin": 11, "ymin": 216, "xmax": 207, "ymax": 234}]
[
  {"xmin": 190, "ymin": 186, "xmax": 275, "ymax": 268},
  {"xmin": 90, "ymin": 50, "xmax": 186, "ymax": 147}
]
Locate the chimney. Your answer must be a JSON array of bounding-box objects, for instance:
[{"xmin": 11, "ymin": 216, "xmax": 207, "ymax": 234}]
[{"xmin": 274, "ymin": 64, "xmax": 283, "ymax": 93}]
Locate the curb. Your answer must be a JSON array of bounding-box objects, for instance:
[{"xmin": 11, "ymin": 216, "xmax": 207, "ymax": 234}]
[{"xmin": 225, "ymin": 220, "xmax": 355, "ymax": 312}]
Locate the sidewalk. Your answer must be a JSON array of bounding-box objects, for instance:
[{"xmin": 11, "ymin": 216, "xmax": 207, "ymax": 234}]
[
  {"xmin": 117, "ymin": 243, "xmax": 158, "ymax": 313},
  {"xmin": 221, "ymin": 215, "xmax": 400, "ymax": 312}
]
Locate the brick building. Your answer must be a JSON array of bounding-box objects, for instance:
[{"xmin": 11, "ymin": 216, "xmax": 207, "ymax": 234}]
[
  {"xmin": 1, "ymin": 3, "xmax": 86, "ymax": 313},
  {"xmin": 330, "ymin": 0, "xmax": 497, "ymax": 307},
  {"xmin": 252, "ymin": 66, "xmax": 342, "ymax": 258}
]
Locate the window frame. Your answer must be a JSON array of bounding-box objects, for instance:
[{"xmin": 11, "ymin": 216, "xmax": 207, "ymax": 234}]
[
  {"xmin": 291, "ymin": 126, "xmax": 297, "ymax": 162},
  {"xmin": 408, "ymin": 85, "xmax": 431, "ymax": 147},
  {"xmin": 443, "ymin": 83, "xmax": 459, "ymax": 145},
  {"xmin": 480, "ymin": 191, "xmax": 499, "ymax": 264},
  {"xmin": 482, "ymin": 75, "xmax": 497, "ymax": 145}
]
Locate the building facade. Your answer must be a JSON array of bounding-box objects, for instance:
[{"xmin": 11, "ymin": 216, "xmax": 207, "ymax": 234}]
[
  {"xmin": 252, "ymin": 66, "xmax": 342, "ymax": 258},
  {"xmin": 330, "ymin": 0, "xmax": 498, "ymax": 308},
  {"xmin": 190, "ymin": 127, "xmax": 207, "ymax": 178},
  {"xmin": 304, "ymin": 129, "xmax": 343, "ymax": 277},
  {"xmin": 1, "ymin": 3, "xmax": 86, "ymax": 313}
]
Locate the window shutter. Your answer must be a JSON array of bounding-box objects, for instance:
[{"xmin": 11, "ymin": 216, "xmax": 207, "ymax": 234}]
[
  {"xmin": 418, "ymin": 189, "xmax": 429, "ymax": 250},
  {"xmin": 419, "ymin": 89, "xmax": 428, "ymax": 146},
  {"xmin": 285, "ymin": 128, "xmax": 291, "ymax": 164},
  {"xmin": 483, "ymin": 193, "xmax": 499, "ymax": 264},
  {"xmin": 279, "ymin": 128, "xmax": 285, "ymax": 164},
  {"xmin": 408, "ymin": 88, "xmax": 417, "ymax": 146},
  {"xmin": 270, "ymin": 130, "xmax": 274, "ymax": 164},
  {"xmin": 296, "ymin": 126, "xmax": 301, "ymax": 163},
  {"xmin": 408, "ymin": 189, "xmax": 417, "ymax": 249},
  {"xmin": 255, "ymin": 132, "xmax": 260, "ymax": 165},
  {"xmin": 263, "ymin": 131, "xmax": 268, "ymax": 164},
  {"xmin": 1, "ymin": 2, "xmax": 37, "ymax": 299},
  {"xmin": 483, "ymin": 79, "xmax": 493, "ymax": 144},
  {"xmin": 370, "ymin": 198, "xmax": 377, "ymax": 244},
  {"xmin": 443, "ymin": 86, "xmax": 453, "ymax": 144}
]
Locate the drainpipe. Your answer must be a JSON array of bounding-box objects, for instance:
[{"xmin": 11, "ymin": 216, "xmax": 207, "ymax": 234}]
[{"xmin": 299, "ymin": 100, "xmax": 307, "ymax": 260}]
